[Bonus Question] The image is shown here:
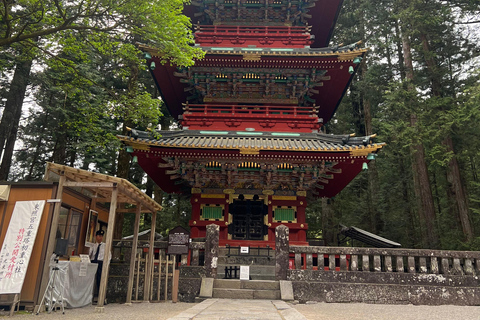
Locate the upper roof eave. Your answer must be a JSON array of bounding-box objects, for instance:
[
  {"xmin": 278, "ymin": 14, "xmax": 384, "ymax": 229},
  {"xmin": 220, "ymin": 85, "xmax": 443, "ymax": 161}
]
[{"xmin": 117, "ymin": 129, "xmax": 385, "ymax": 156}]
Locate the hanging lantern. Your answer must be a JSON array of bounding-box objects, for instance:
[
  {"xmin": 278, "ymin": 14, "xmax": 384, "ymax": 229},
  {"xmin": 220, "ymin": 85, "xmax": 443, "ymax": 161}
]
[
  {"xmin": 367, "ymin": 153, "xmax": 376, "ymax": 160},
  {"xmin": 353, "ymin": 56, "xmax": 363, "ymax": 64},
  {"xmin": 362, "ymin": 162, "xmax": 368, "ymax": 170},
  {"xmin": 126, "ymin": 146, "xmax": 134, "ymax": 153},
  {"xmin": 348, "ymin": 66, "xmax": 355, "ymax": 74},
  {"xmin": 150, "ymin": 61, "xmax": 156, "ymax": 70},
  {"xmin": 144, "ymin": 52, "xmax": 152, "ymax": 60},
  {"xmin": 132, "ymin": 156, "xmax": 138, "ymax": 163}
]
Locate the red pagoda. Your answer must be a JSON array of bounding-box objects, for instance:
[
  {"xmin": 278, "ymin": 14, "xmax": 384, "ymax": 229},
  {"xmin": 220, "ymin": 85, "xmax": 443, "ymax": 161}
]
[{"xmin": 118, "ymin": 0, "xmax": 384, "ymax": 247}]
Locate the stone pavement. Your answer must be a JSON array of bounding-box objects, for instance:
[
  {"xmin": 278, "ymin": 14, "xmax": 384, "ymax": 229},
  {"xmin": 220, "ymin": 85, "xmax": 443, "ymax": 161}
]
[{"xmin": 168, "ymin": 299, "xmax": 306, "ymax": 320}]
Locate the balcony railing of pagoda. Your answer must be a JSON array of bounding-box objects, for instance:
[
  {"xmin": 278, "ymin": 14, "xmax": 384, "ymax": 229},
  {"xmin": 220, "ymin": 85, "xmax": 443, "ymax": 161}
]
[
  {"xmin": 183, "ymin": 104, "xmax": 317, "ymax": 118},
  {"xmin": 288, "ymin": 246, "xmax": 480, "ymax": 275},
  {"xmin": 194, "ymin": 25, "xmax": 312, "ymax": 47}
]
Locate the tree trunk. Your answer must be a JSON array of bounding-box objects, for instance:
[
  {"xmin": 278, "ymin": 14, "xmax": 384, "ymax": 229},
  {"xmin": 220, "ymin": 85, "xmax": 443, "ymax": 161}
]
[
  {"xmin": 51, "ymin": 134, "xmax": 67, "ymax": 164},
  {"xmin": 114, "ymin": 62, "xmax": 139, "ymax": 240},
  {"xmin": 26, "ymin": 109, "xmax": 50, "ymax": 181},
  {"xmin": 419, "ymin": 33, "xmax": 473, "ymax": 242},
  {"xmin": 0, "ymin": 57, "xmax": 33, "ymax": 180},
  {"xmin": 444, "ymin": 137, "xmax": 473, "ymax": 241},
  {"xmin": 402, "ymin": 31, "xmax": 439, "ymax": 248},
  {"xmin": 0, "ymin": 106, "xmax": 21, "ymax": 180}
]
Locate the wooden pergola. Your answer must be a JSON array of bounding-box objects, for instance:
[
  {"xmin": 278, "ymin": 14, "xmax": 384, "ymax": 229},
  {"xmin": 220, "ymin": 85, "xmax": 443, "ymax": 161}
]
[{"xmin": 39, "ymin": 163, "xmax": 162, "ymax": 312}]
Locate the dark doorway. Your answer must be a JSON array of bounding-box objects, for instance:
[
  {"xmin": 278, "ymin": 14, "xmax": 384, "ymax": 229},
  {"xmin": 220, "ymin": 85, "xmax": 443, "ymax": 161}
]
[{"xmin": 229, "ymin": 198, "xmax": 268, "ymax": 240}]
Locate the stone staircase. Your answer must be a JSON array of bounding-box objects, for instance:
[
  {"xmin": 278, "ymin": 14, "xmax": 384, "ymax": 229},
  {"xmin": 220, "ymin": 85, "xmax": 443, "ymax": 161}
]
[
  {"xmin": 212, "ymin": 279, "xmax": 281, "ymax": 300},
  {"xmin": 217, "ymin": 246, "xmax": 275, "ymax": 281}
]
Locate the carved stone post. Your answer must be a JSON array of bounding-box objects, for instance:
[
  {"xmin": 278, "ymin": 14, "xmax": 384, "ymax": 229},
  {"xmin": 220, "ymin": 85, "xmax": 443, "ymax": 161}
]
[
  {"xmin": 275, "ymin": 225, "xmax": 289, "ymax": 280},
  {"xmin": 205, "ymin": 224, "xmax": 219, "ymax": 278}
]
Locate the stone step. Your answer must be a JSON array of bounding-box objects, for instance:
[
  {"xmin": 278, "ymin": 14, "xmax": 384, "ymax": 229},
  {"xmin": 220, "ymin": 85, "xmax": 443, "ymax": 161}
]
[
  {"xmin": 217, "ymin": 256, "xmax": 275, "ymax": 266},
  {"xmin": 217, "ymin": 264, "xmax": 275, "ymax": 280},
  {"xmin": 212, "ymin": 288, "xmax": 281, "ymax": 300},
  {"xmin": 214, "ymin": 279, "xmax": 280, "ymax": 290}
]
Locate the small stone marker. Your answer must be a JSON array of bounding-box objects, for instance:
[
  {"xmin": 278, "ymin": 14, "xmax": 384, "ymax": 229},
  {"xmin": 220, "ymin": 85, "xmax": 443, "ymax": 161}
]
[
  {"xmin": 280, "ymin": 280, "xmax": 294, "ymax": 300},
  {"xmin": 199, "ymin": 277, "xmax": 214, "ymax": 298}
]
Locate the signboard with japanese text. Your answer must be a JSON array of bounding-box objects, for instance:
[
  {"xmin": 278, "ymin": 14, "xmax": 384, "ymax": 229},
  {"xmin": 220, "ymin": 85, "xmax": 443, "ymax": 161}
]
[
  {"xmin": 0, "ymin": 201, "xmax": 46, "ymax": 294},
  {"xmin": 168, "ymin": 226, "xmax": 190, "ymax": 255}
]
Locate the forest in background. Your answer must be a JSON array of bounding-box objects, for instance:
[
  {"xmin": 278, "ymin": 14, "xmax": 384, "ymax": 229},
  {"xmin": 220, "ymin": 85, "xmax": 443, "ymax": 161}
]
[{"xmin": 0, "ymin": 0, "xmax": 479, "ymax": 250}]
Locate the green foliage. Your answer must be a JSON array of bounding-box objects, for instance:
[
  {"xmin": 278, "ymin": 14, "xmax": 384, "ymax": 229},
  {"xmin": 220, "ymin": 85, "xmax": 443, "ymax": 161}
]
[{"xmin": 315, "ymin": 0, "xmax": 480, "ymax": 249}]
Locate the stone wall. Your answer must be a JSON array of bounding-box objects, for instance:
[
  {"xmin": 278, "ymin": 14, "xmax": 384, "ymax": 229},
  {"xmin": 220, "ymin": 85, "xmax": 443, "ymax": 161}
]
[
  {"xmin": 286, "ymin": 245, "xmax": 480, "ymax": 306},
  {"xmin": 289, "ymin": 270, "xmax": 480, "ymax": 305}
]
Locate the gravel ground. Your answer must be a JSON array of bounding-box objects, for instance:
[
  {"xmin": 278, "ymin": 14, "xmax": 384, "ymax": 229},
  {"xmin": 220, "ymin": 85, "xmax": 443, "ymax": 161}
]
[
  {"xmin": 1, "ymin": 301, "xmax": 480, "ymax": 320},
  {"xmin": 292, "ymin": 301, "xmax": 480, "ymax": 320},
  {"xmin": 0, "ymin": 302, "xmax": 195, "ymax": 320}
]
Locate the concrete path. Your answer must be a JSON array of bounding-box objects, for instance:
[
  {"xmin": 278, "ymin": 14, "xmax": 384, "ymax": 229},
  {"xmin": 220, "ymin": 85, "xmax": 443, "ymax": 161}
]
[{"xmin": 168, "ymin": 299, "xmax": 306, "ymax": 320}]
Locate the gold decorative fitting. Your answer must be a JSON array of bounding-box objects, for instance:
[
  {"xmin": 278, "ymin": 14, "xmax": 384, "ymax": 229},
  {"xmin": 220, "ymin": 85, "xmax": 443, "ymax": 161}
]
[
  {"xmin": 300, "ymin": 224, "xmax": 304, "ymax": 228},
  {"xmin": 263, "ymin": 190, "xmax": 274, "ymax": 195},
  {"xmin": 296, "ymin": 191, "xmax": 307, "ymax": 197},
  {"xmin": 268, "ymin": 223, "xmax": 272, "ymax": 227},
  {"xmin": 225, "ymin": 222, "xmax": 229, "ymax": 226},
  {"xmin": 194, "ymin": 199, "xmax": 198, "ymax": 202},
  {"xmin": 300, "ymin": 201, "xmax": 304, "ymax": 205},
  {"xmin": 201, "ymin": 194, "xmax": 225, "ymax": 199},
  {"xmin": 193, "ymin": 221, "xmax": 197, "ymax": 225},
  {"xmin": 268, "ymin": 201, "xmax": 272, "ymax": 204},
  {"xmin": 243, "ymin": 53, "xmax": 261, "ymax": 61},
  {"xmin": 223, "ymin": 189, "xmax": 235, "ymax": 194},
  {"xmin": 240, "ymin": 148, "xmax": 260, "ymax": 155},
  {"xmin": 192, "ymin": 188, "xmax": 202, "ymax": 194},
  {"xmin": 272, "ymin": 196, "xmax": 297, "ymax": 201}
]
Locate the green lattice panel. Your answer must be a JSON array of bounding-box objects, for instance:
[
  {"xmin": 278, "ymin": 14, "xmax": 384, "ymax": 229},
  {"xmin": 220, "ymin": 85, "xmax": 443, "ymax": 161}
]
[
  {"xmin": 274, "ymin": 208, "xmax": 295, "ymax": 221},
  {"xmin": 202, "ymin": 206, "xmax": 223, "ymax": 220}
]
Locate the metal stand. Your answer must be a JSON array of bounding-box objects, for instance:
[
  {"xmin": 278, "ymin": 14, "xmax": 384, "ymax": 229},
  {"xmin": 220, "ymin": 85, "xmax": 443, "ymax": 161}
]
[{"xmin": 36, "ymin": 257, "xmax": 65, "ymax": 315}]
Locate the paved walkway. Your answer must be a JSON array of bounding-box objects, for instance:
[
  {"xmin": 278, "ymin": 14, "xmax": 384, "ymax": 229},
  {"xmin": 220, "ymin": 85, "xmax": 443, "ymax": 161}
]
[
  {"xmin": 168, "ymin": 299, "xmax": 306, "ymax": 320},
  {"xmin": 4, "ymin": 299, "xmax": 480, "ymax": 320}
]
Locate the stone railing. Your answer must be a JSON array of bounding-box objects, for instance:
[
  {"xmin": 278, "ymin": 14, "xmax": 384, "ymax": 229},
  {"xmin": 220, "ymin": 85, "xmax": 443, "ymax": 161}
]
[{"xmin": 288, "ymin": 246, "xmax": 480, "ymax": 275}]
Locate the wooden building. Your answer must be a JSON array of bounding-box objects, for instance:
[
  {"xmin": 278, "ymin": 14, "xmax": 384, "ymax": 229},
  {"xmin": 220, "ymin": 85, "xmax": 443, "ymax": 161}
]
[
  {"xmin": 0, "ymin": 163, "xmax": 161, "ymax": 310},
  {"xmin": 118, "ymin": 0, "xmax": 384, "ymax": 247}
]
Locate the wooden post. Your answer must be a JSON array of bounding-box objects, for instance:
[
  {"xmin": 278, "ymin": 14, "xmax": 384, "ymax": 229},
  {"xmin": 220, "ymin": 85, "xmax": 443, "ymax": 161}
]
[
  {"xmin": 135, "ymin": 252, "xmax": 140, "ymax": 301},
  {"xmin": 143, "ymin": 250, "xmax": 150, "ymax": 301},
  {"xmin": 172, "ymin": 258, "xmax": 179, "ymax": 303},
  {"xmin": 126, "ymin": 204, "xmax": 141, "ymax": 304},
  {"xmin": 36, "ymin": 173, "xmax": 65, "ymax": 311},
  {"xmin": 96, "ymin": 185, "xmax": 118, "ymax": 311},
  {"xmin": 164, "ymin": 255, "xmax": 169, "ymax": 301},
  {"xmin": 9, "ymin": 294, "xmax": 19, "ymax": 316},
  {"xmin": 157, "ymin": 253, "xmax": 162, "ymax": 301},
  {"xmin": 144, "ymin": 211, "xmax": 156, "ymax": 301}
]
